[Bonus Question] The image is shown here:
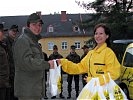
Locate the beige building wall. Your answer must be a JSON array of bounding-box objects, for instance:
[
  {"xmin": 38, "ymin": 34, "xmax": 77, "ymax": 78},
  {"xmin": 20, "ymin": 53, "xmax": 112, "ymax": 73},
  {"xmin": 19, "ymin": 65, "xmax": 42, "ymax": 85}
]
[{"xmin": 39, "ymin": 36, "xmax": 91, "ymax": 58}]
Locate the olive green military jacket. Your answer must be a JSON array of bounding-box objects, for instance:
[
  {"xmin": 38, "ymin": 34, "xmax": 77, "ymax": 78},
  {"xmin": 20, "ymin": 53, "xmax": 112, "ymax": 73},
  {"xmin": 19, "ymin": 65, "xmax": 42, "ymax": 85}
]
[
  {"xmin": 0, "ymin": 41, "xmax": 9, "ymax": 88},
  {"xmin": 13, "ymin": 28, "xmax": 49, "ymax": 98}
]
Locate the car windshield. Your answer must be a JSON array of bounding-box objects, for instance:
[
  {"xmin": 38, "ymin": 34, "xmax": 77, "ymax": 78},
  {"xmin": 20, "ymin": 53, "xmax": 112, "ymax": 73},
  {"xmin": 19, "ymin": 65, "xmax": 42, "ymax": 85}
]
[{"xmin": 123, "ymin": 47, "xmax": 133, "ymax": 67}]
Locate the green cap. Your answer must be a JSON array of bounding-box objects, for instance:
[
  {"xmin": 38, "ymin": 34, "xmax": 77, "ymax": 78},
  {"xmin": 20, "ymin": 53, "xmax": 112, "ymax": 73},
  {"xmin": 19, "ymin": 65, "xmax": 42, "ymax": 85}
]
[
  {"xmin": 71, "ymin": 45, "xmax": 76, "ymax": 49},
  {"xmin": 0, "ymin": 24, "xmax": 8, "ymax": 32},
  {"xmin": 10, "ymin": 25, "xmax": 19, "ymax": 32},
  {"xmin": 27, "ymin": 13, "xmax": 44, "ymax": 24}
]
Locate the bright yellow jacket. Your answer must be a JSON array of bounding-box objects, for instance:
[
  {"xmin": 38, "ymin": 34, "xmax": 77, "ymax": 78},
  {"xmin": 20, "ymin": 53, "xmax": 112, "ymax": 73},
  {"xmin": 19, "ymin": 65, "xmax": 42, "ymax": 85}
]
[{"xmin": 60, "ymin": 43, "xmax": 120, "ymax": 85}]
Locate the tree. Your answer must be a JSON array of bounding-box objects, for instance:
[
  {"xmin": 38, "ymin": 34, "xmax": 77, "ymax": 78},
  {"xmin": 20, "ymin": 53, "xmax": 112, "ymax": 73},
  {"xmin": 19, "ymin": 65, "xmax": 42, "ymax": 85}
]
[
  {"xmin": 76, "ymin": 0, "xmax": 133, "ymax": 61},
  {"xmin": 76, "ymin": 0, "xmax": 133, "ymax": 39},
  {"xmin": 76, "ymin": 0, "xmax": 133, "ymax": 13}
]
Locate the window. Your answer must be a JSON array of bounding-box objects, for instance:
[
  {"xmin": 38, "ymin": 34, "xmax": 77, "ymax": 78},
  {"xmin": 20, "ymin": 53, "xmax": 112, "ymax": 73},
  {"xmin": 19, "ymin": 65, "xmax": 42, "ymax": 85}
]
[
  {"xmin": 48, "ymin": 42, "xmax": 54, "ymax": 50},
  {"xmin": 73, "ymin": 25, "xmax": 80, "ymax": 32},
  {"xmin": 123, "ymin": 47, "xmax": 133, "ymax": 67},
  {"xmin": 74, "ymin": 41, "xmax": 80, "ymax": 49},
  {"xmin": 48, "ymin": 25, "xmax": 54, "ymax": 32},
  {"xmin": 74, "ymin": 26, "xmax": 78, "ymax": 31},
  {"xmin": 62, "ymin": 41, "xmax": 67, "ymax": 50}
]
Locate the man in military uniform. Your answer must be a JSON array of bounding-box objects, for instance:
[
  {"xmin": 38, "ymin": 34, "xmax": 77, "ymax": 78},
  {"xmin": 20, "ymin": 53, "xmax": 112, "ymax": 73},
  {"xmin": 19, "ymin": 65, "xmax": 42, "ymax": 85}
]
[
  {"xmin": 81, "ymin": 45, "xmax": 90, "ymax": 87},
  {"xmin": 0, "ymin": 24, "xmax": 10, "ymax": 100},
  {"xmin": 66, "ymin": 45, "xmax": 80, "ymax": 99},
  {"xmin": 49, "ymin": 45, "xmax": 65, "ymax": 99},
  {"xmin": 4, "ymin": 24, "xmax": 19, "ymax": 100},
  {"xmin": 13, "ymin": 13, "xmax": 50, "ymax": 100}
]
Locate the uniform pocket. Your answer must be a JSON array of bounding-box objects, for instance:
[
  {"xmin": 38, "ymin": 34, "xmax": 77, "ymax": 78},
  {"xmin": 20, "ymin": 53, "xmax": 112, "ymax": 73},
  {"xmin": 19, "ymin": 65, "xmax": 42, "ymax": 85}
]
[
  {"xmin": 94, "ymin": 63, "xmax": 105, "ymax": 74},
  {"xmin": 94, "ymin": 63, "xmax": 105, "ymax": 65}
]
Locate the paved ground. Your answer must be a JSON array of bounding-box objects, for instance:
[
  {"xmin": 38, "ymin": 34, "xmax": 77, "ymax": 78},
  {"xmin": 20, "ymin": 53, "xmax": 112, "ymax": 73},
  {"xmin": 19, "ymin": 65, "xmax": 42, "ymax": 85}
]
[{"xmin": 42, "ymin": 73, "xmax": 84, "ymax": 100}]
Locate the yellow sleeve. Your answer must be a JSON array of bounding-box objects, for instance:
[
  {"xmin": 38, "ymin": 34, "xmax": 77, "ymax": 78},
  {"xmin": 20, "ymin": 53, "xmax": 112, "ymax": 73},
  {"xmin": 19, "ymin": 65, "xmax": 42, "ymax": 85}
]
[
  {"xmin": 99, "ymin": 49, "xmax": 121, "ymax": 85},
  {"xmin": 60, "ymin": 55, "xmax": 89, "ymax": 75}
]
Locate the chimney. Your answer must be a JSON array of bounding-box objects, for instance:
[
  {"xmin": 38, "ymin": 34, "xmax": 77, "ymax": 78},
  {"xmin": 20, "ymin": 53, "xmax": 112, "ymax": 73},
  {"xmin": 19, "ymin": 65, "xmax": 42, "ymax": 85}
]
[{"xmin": 61, "ymin": 11, "xmax": 67, "ymax": 22}]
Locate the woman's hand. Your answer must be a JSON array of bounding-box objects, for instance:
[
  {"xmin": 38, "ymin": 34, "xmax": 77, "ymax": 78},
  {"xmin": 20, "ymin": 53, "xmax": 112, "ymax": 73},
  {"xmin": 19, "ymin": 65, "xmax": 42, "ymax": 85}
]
[
  {"xmin": 84, "ymin": 76, "xmax": 92, "ymax": 83},
  {"xmin": 48, "ymin": 60, "xmax": 54, "ymax": 69},
  {"xmin": 84, "ymin": 75, "xmax": 88, "ymax": 83}
]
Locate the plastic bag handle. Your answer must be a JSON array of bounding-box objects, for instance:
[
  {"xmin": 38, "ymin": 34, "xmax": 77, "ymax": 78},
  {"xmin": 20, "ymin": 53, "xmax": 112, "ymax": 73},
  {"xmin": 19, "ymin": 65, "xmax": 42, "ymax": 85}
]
[
  {"xmin": 102, "ymin": 75, "xmax": 106, "ymax": 84},
  {"xmin": 95, "ymin": 78, "xmax": 100, "ymax": 86},
  {"xmin": 56, "ymin": 60, "xmax": 59, "ymax": 66},
  {"xmin": 102, "ymin": 73, "xmax": 112, "ymax": 85},
  {"xmin": 107, "ymin": 73, "xmax": 111, "ymax": 81}
]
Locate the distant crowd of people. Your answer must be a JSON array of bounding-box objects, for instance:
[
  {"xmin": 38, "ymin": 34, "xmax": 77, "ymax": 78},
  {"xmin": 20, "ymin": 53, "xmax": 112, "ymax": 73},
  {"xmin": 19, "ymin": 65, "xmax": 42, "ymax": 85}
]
[{"xmin": 0, "ymin": 12, "xmax": 120, "ymax": 100}]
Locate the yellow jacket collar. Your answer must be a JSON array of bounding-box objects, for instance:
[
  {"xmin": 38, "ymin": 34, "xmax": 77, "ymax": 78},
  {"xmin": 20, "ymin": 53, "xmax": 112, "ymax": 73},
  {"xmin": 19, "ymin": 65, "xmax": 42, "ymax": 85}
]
[{"xmin": 94, "ymin": 43, "xmax": 107, "ymax": 53}]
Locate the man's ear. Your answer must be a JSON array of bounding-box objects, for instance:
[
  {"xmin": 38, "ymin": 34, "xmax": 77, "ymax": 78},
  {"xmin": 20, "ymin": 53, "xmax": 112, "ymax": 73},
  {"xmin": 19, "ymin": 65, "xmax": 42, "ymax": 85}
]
[{"xmin": 106, "ymin": 35, "xmax": 109, "ymax": 39}]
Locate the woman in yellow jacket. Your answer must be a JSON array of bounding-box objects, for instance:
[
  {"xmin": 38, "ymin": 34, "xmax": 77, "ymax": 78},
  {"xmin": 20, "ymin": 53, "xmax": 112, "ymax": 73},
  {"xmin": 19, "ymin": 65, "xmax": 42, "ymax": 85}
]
[{"xmin": 50, "ymin": 23, "xmax": 121, "ymax": 86}]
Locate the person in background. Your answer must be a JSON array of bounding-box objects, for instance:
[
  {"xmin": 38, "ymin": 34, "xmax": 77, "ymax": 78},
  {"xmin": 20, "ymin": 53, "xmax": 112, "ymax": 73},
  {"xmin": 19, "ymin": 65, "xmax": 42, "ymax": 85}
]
[
  {"xmin": 13, "ymin": 13, "xmax": 52, "ymax": 100},
  {"xmin": 49, "ymin": 23, "xmax": 121, "ymax": 97},
  {"xmin": 66, "ymin": 45, "xmax": 80, "ymax": 99},
  {"xmin": 0, "ymin": 24, "xmax": 10, "ymax": 100},
  {"xmin": 81, "ymin": 45, "xmax": 89, "ymax": 87},
  {"xmin": 49, "ymin": 45, "xmax": 65, "ymax": 99},
  {"xmin": 4, "ymin": 24, "xmax": 19, "ymax": 100},
  {"xmin": 39, "ymin": 43, "xmax": 48, "ymax": 99},
  {"xmin": 43, "ymin": 52, "xmax": 49, "ymax": 99}
]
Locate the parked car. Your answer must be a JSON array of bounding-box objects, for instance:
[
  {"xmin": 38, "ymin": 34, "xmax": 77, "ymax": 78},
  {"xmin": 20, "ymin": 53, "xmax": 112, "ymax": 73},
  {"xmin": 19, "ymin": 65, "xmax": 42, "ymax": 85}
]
[
  {"xmin": 113, "ymin": 39, "xmax": 133, "ymax": 100},
  {"xmin": 119, "ymin": 42, "xmax": 133, "ymax": 99},
  {"xmin": 113, "ymin": 40, "xmax": 133, "ymax": 99}
]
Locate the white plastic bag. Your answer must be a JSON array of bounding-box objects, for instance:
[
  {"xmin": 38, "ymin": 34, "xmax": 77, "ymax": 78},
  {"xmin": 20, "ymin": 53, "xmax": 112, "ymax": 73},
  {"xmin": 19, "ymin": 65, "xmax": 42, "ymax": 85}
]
[
  {"xmin": 95, "ymin": 78, "xmax": 106, "ymax": 100},
  {"xmin": 77, "ymin": 78, "xmax": 106, "ymax": 100},
  {"xmin": 77, "ymin": 78, "xmax": 96, "ymax": 100},
  {"xmin": 103, "ymin": 73, "xmax": 128, "ymax": 100},
  {"xmin": 77, "ymin": 73, "xmax": 128, "ymax": 100},
  {"xmin": 49, "ymin": 60, "xmax": 61, "ymax": 96}
]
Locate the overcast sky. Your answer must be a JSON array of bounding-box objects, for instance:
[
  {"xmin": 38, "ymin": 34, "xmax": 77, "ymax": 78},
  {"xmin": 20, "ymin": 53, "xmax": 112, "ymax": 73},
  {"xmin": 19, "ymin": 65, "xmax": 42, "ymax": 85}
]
[{"xmin": 0, "ymin": 0, "xmax": 94, "ymax": 16}]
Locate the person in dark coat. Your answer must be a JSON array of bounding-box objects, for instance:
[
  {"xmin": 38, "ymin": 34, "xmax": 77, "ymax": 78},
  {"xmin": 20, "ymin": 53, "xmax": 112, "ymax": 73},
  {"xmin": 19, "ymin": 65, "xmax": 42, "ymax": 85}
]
[
  {"xmin": 39, "ymin": 43, "xmax": 49, "ymax": 99},
  {"xmin": 13, "ymin": 13, "xmax": 51, "ymax": 100},
  {"xmin": 66, "ymin": 45, "xmax": 80, "ymax": 99},
  {"xmin": 4, "ymin": 24, "xmax": 19, "ymax": 100},
  {"xmin": 81, "ymin": 45, "xmax": 90, "ymax": 87},
  {"xmin": 0, "ymin": 24, "xmax": 10, "ymax": 100},
  {"xmin": 49, "ymin": 45, "xmax": 65, "ymax": 99},
  {"xmin": 43, "ymin": 52, "xmax": 49, "ymax": 99}
]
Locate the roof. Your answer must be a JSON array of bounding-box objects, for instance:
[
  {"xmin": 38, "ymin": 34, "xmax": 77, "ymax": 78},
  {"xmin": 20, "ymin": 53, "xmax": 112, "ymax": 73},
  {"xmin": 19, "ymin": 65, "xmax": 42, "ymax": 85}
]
[{"xmin": 0, "ymin": 13, "xmax": 94, "ymax": 37}]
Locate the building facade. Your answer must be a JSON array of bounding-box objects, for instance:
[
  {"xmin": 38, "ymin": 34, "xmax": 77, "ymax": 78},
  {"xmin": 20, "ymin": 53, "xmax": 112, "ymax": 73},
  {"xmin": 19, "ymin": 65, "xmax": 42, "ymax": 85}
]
[{"xmin": 1, "ymin": 11, "xmax": 94, "ymax": 57}]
